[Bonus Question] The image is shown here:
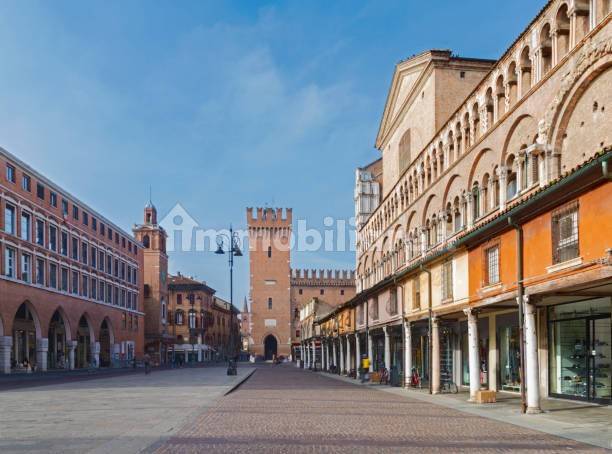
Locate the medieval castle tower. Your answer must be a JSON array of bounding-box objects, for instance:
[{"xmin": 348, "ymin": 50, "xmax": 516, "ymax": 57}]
[{"xmin": 246, "ymin": 207, "xmax": 355, "ymax": 360}]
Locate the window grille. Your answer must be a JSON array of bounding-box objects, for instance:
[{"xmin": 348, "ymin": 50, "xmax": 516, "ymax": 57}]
[
  {"xmin": 442, "ymin": 261, "xmax": 453, "ymax": 301},
  {"xmin": 485, "ymin": 245, "xmax": 500, "ymax": 285},
  {"xmin": 552, "ymin": 201, "xmax": 579, "ymax": 264}
]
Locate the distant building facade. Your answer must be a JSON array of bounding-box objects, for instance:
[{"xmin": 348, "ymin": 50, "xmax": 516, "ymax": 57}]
[
  {"xmin": 0, "ymin": 147, "xmax": 144, "ymax": 374},
  {"xmin": 245, "ymin": 207, "xmax": 356, "ymax": 360}
]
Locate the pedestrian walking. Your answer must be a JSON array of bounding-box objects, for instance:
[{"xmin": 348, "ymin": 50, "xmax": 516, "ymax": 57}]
[{"xmin": 144, "ymin": 353, "xmax": 151, "ymax": 375}]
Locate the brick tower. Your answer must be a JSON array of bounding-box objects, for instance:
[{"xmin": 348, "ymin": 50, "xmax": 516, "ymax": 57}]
[
  {"xmin": 247, "ymin": 207, "xmax": 292, "ymax": 359},
  {"xmin": 133, "ymin": 200, "xmax": 171, "ymax": 364}
]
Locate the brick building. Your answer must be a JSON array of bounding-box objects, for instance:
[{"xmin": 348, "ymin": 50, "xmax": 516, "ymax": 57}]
[
  {"xmin": 245, "ymin": 207, "xmax": 356, "ymax": 360},
  {"xmin": 0, "ymin": 147, "xmax": 144, "ymax": 374},
  {"xmin": 314, "ymin": 1, "xmax": 612, "ymax": 410}
]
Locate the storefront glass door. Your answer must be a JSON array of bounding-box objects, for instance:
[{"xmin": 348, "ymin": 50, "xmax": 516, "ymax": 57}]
[{"xmin": 549, "ymin": 298, "xmax": 611, "ymax": 404}]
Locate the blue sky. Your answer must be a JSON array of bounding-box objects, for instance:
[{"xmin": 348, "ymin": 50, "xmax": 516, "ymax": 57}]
[{"xmin": 0, "ymin": 0, "xmax": 544, "ymax": 306}]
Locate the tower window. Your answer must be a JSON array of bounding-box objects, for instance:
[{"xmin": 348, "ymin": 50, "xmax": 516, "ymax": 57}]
[
  {"xmin": 142, "ymin": 235, "xmax": 150, "ymax": 248},
  {"xmin": 267, "ymin": 246, "xmax": 272, "ymax": 258},
  {"xmin": 268, "ymin": 298, "xmax": 272, "ymax": 310}
]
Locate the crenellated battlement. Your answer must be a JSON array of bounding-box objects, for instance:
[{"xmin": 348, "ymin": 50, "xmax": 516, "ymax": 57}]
[
  {"xmin": 246, "ymin": 207, "xmax": 292, "ymax": 228},
  {"xmin": 291, "ymin": 268, "xmax": 355, "ymax": 287}
]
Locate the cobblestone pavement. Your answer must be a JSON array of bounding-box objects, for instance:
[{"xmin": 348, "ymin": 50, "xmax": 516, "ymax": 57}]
[{"xmin": 153, "ymin": 365, "xmax": 605, "ymax": 454}]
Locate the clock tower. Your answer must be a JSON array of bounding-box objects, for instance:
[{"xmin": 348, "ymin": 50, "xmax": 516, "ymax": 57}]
[{"xmin": 133, "ymin": 200, "xmax": 171, "ymax": 364}]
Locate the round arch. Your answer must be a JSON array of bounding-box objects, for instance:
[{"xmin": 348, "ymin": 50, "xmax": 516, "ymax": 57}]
[
  {"xmin": 468, "ymin": 148, "xmax": 495, "ymax": 188},
  {"xmin": 262, "ymin": 333, "xmax": 279, "ymax": 361},
  {"xmin": 12, "ymin": 301, "xmax": 43, "ymax": 369},
  {"xmin": 76, "ymin": 313, "xmax": 96, "ymax": 369},
  {"xmin": 48, "ymin": 307, "xmax": 73, "ymax": 370},
  {"xmin": 99, "ymin": 317, "xmax": 115, "ymax": 368},
  {"xmin": 421, "ymin": 194, "xmax": 438, "ymax": 226},
  {"xmin": 442, "ymin": 174, "xmax": 462, "ymax": 207},
  {"xmin": 501, "ymin": 114, "xmax": 538, "ymax": 164}
]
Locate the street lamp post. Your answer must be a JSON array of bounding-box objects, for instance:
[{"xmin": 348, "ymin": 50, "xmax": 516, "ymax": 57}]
[{"xmin": 215, "ymin": 225, "xmax": 242, "ymax": 361}]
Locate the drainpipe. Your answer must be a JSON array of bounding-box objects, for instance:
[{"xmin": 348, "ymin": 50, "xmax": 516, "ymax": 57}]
[
  {"xmin": 420, "ymin": 264, "xmax": 433, "ymax": 395},
  {"xmin": 508, "ymin": 216, "xmax": 527, "ymax": 414}
]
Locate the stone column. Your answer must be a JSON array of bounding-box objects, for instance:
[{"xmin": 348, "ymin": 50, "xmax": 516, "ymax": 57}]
[
  {"xmin": 36, "ymin": 338, "xmax": 49, "ymax": 372},
  {"xmin": 339, "ymin": 336, "xmax": 345, "ymax": 374},
  {"xmin": 517, "ymin": 153, "xmax": 525, "ymax": 193},
  {"xmin": 383, "ymin": 326, "xmax": 391, "ymax": 373},
  {"xmin": 497, "ymin": 166, "xmax": 508, "ymax": 210},
  {"xmin": 466, "ymin": 193, "xmax": 474, "ymax": 228},
  {"xmin": 355, "ymin": 333, "xmax": 361, "ymax": 374},
  {"xmin": 0, "ymin": 336, "xmax": 13, "ymax": 374},
  {"xmin": 431, "ymin": 317, "xmax": 440, "ymax": 394},
  {"xmin": 367, "ymin": 333, "xmax": 373, "ymax": 372},
  {"xmin": 420, "ymin": 227, "xmax": 428, "ymax": 255},
  {"xmin": 488, "ymin": 315, "xmax": 498, "ymax": 392},
  {"xmin": 524, "ymin": 300, "xmax": 541, "ymax": 413},
  {"xmin": 464, "ymin": 309, "xmax": 480, "ymax": 402},
  {"xmin": 346, "ymin": 335, "xmax": 352, "ymax": 375},
  {"xmin": 326, "ymin": 341, "xmax": 330, "ymax": 371},
  {"xmin": 68, "ymin": 340, "xmax": 77, "ymax": 370},
  {"xmin": 311, "ymin": 339, "xmax": 316, "ymax": 370},
  {"xmin": 332, "ymin": 339, "xmax": 337, "ymax": 369},
  {"xmin": 92, "ymin": 342, "xmax": 100, "ymax": 368},
  {"xmin": 404, "ymin": 321, "xmax": 412, "ymax": 387}
]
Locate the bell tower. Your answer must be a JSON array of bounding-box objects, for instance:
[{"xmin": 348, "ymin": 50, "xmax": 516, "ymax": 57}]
[
  {"xmin": 247, "ymin": 207, "xmax": 292, "ymax": 359},
  {"xmin": 133, "ymin": 200, "xmax": 170, "ymax": 364}
]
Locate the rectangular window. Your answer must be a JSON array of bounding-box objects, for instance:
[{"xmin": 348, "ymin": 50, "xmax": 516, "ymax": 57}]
[
  {"xmin": 114, "ymin": 258, "xmax": 119, "ymax": 278},
  {"xmin": 106, "ymin": 255, "xmax": 112, "ymax": 274},
  {"xmin": 72, "ymin": 205, "xmax": 79, "ymax": 220},
  {"xmin": 100, "ymin": 223, "xmax": 105, "ymax": 236},
  {"xmin": 50, "ymin": 192, "xmax": 57, "ymax": 207},
  {"xmin": 36, "ymin": 183, "xmax": 45, "ymax": 200},
  {"xmin": 121, "ymin": 289, "xmax": 126, "ymax": 307},
  {"xmin": 35, "ymin": 219, "xmax": 45, "ymax": 246},
  {"xmin": 22, "ymin": 174, "xmax": 31, "ymax": 192},
  {"xmin": 92, "ymin": 217, "xmax": 97, "ymax": 231},
  {"xmin": 61, "ymin": 199, "xmax": 68, "ymax": 217},
  {"xmin": 267, "ymin": 246, "xmax": 272, "ymax": 258},
  {"xmin": 60, "ymin": 230, "xmax": 67, "ymax": 255},
  {"xmin": 36, "ymin": 258, "xmax": 45, "ymax": 285},
  {"xmin": 81, "ymin": 241, "xmax": 88, "ymax": 264},
  {"xmin": 485, "ymin": 245, "xmax": 500, "ymax": 285},
  {"xmin": 4, "ymin": 247, "xmax": 15, "ymax": 278},
  {"xmin": 371, "ymin": 297, "xmax": 379, "ymax": 320},
  {"xmin": 61, "ymin": 267, "xmax": 69, "ymax": 292},
  {"xmin": 20, "ymin": 212, "xmax": 31, "ymax": 241},
  {"xmin": 49, "ymin": 263, "xmax": 57, "ymax": 289},
  {"xmin": 108, "ymin": 228, "xmax": 113, "ymax": 240},
  {"xmin": 177, "ymin": 294, "xmax": 182, "ymax": 305},
  {"xmin": 320, "ymin": 289, "xmax": 324, "ymax": 295},
  {"xmin": 121, "ymin": 261, "xmax": 125, "ymax": 280},
  {"xmin": 82, "ymin": 212, "xmax": 88, "ymax": 226},
  {"xmin": 71, "ymin": 271, "xmax": 79, "ymax": 295},
  {"xmin": 106, "ymin": 283, "xmax": 112, "ymax": 304},
  {"xmin": 82, "ymin": 275, "xmax": 88, "ymax": 297},
  {"xmin": 389, "ymin": 288, "xmax": 398, "ymax": 314},
  {"xmin": 6, "ymin": 164, "xmax": 15, "ymax": 183},
  {"xmin": 91, "ymin": 246, "xmax": 97, "ymax": 268},
  {"xmin": 442, "ymin": 261, "xmax": 453, "ymax": 301},
  {"xmin": 552, "ymin": 201, "xmax": 579, "ymax": 264},
  {"xmin": 91, "ymin": 278, "xmax": 97, "ymax": 299},
  {"xmin": 412, "ymin": 277, "xmax": 420, "ymax": 310},
  {"xmin": 21, "ymin": 254, "xmax": 32, "ymax": 282},
  {"xmin": 98, "ymin": 250, "xmax": 104, "ymax": 271},
  {"xmin": 268, "ymin": 297, "xmax": 272, "ymax": 310},
  {"xmin": 114, "ymin": 287, "xmax": 119, "ymax": 306},
  {"xmin": 4, "ymin": 204, "xmax": 15, "ymax": 235},
  {"xmin": 71, "ymin": 237, "xmax": 79, "ymax": 260},
  {"xmin": 99, "ymin": 280, "xmax": 105, "ymax": 302},
  {"xmin": 49, "ymin": 225, "xmax": 58, "ymax": 252}
]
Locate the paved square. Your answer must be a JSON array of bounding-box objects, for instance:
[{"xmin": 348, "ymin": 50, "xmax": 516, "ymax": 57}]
[
  {"xmin": 154, "ymin": 365, "xmax": 605, "ymax": 453},
  {"xmin": 0, "ymin": 366, "xmax": 253, "ymax": 454}
]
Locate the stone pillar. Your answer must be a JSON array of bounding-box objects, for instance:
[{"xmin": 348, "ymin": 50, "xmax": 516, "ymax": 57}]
[
  {"xmin": 36, "ymin": 338, "xmax": 49, "ymax": 372},
  {"xmin": 332, "ymin": 339, "xmax": 337, "ymax": 369},
  {"xmin": 0, "ymin": 336, "xmax": 13, "ymax": 374},
  {"xmin": 431, "ymin": 317, "xmax": 441, "ymax": 394},
  {"xmin": 517, "ymin": 153, "xmax": 525, "ymax": 193},
  {"xmin": 68, "ymin": 340, "xmax": 77, "ymax": 370},
  {"xmin": 339, "ymin": 336, "xmax": 345, "ymax": 374},
  {"xmin": 311, "ymin": 339, "xmax": 316, "ymax": 370},
  {"xmin": 326, "ymin": 341, "xmax": 330, "ymax": 371},
  {"xmin": 420, "ymin": 227, "xmax": 428, "ymax": 255},
  {"xmin": 346, "ymin": 336, "xmax": 352, "ymax": 375},
  {"xmin": 464, "ymin": 309, "xmax": 480, "ymax": 402},
  {"xmin": 306, "ymin": 342, "xmax": 311, "ymax": 369},
  {"xmin": 404, "ymin": 321, "xmax": 412, "ymax": 387},
  {"xmin": 367, "ymin": 333, "xmax": 373, "ymax": 372},
  {"xmin": 466, "ymin": 193, "xmax": 474, "ymax": 228},
  {"xmin": 383, "ymin": 326, "xmax": 391, "ymax": 372},
  {"xmin": 524, "ymin": 300, "xmax": 541, "ymax": 414},
  {"xmin": 497, "ymin": 166, "xmax": 508, "ymax": 210},
  {"xmin": 92, "ymin": 342, "xmax": 100, "ymax": 368},
  {"xmin": 355, "ymin": 333, "xmax": 361, "ymax": 374},
  {"xmin": 488, "ymin": 315, "xmax": 498, "ymax": 392}
]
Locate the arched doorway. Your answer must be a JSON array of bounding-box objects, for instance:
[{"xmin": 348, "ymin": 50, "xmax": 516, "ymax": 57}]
[
  {"xmin": 264, "ymin": 335, "xmax": 277, "ymax": 361},
  {"xmin": 48, "ymin": 310, "xmax": 69, "ymax": 369},
  {"xmin": 12, "ymin": 303, "xmax": 40, "ymax": 369},
  {"xmin": 99, "ymin": 319, "xmax": 113, "ymax": 367},
  {"xmin": 76, "ymin": 315, "xmax": 92, "ymax": 369}
]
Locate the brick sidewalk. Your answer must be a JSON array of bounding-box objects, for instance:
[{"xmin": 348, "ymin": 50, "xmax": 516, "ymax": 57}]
[{"xmin": 152, "ymin": 365, "xmax": 604, "ymax": 453}]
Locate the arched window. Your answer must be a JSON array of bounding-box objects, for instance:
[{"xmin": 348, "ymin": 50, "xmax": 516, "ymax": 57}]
[
  {"xmin": 472, "ymin": 183, "xmax": 480, "ymax": 221},
  {"xmin": 555, "ymin": 4, "xmax": 570, "ymax": 61},
  {"xmin": 482, "ymin": 174, "xmax": 490, "ymax": 214},
  {"xmin": 539, "ymin": 23, "xmax": 552, "ymax": 76},
  {"xmin": 453, "ymin": 197, "xmax": 461, "ymax": 232},
  {"xmin": 519, "ymin": 46, "xmax": 532, "ymax": 96},
  {"xmin": 507, "ymin": 155, "xmax": 518, "ymax": 199},
  {"xmin": 175, "ymin": 310, "xmax": 184, "ymax": 325},
  {"xmin": 142, "ymin": 235, "xmax": 150, "ymax": 249}
]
